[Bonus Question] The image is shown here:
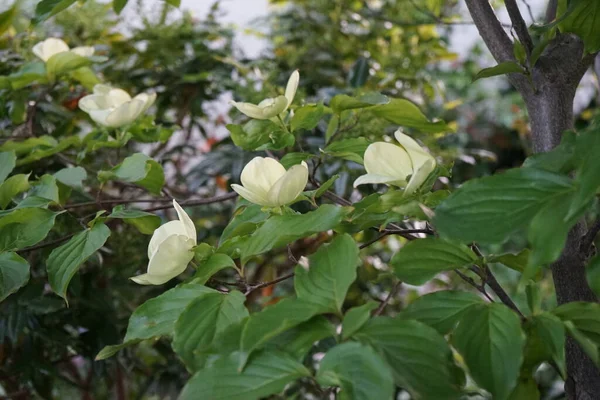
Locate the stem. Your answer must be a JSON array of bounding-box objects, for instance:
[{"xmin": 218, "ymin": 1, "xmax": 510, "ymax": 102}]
[{"xmin": 373, "ymin": 281, "xmax": 402, "ymax": 316}]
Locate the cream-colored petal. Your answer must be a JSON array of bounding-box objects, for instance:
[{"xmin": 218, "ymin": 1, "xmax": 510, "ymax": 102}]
[
  {"xmin": 71, "ymin": 46, "xmax": 95, "ymax": 57},
  {"xmin": 231, "ymin": 184, "xmax": 270, "ymax": 207},
  {"xmin": 267, "ymin": 162, "xmax": 309, "ymax": 206},
  {"xmin": 173, "ymin": 200, "xmax": 196, "ymax": 242},
  {"xmin": 33, "ymin": 38, "xmax": 69, "ymax": 61},
  {"xmin": 78, "ymin": 94, "xmax": 112, "ymax": 112},
  {"xmin": 106, "ymin": 88, "xmax": 132, "ymax": 107},
  {"xmin": 284, "ymin": 70, "xmax": 299, "ymax": 108},
  {"xmin": 404, "ymin": 159, "xmax": 436, "ymax": 196},
  {"xmin": 146, "ymin": 234, "xmax": 195, "ymax": 278},
  {"xmin": 87, "ymin": 109, "xmax": 113, "ymax": 126},
  {"xmin": 394, "ymin": 130, "xmax": 434, "ymax": 171},
  {"xmin": 130, "ymin": 273, "xmax": 166, "ymax": 285},
  {"xmin": 240, "ymin": 157, "xmax": 286, "ymax": 196},
  {"xmin": 105, "ymin": 99, "xmax": 145, "ymax": 127},
  {"xmin": 93, "ymin": 84, "xmax": 113, "ymax": 95},
  {"xmin": 364, "ymin": 142, "xmax": 412, "ymax": 180},
  {"xmin": 230, "ymin": 96, "xmax": 288, "ymax": 120},
  {"xmin": 133, "ymin": 92, "xmax": 156, "ymax": 113},
  {"xmin": 229, "ymin": 101, "xmax": 268, "ymax": 119},
  {"xmin": 147, "ymin": 220, "xmax": 186, "ymax": 258},
  {"xmin": 353, "ymin": 173, "xmax": 407, "ymax": 188}
]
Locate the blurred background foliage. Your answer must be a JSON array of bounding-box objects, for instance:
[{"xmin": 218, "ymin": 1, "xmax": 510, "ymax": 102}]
[{"xmin": 0, "ymin": 0, "xmax": 598, "ymax": 398}]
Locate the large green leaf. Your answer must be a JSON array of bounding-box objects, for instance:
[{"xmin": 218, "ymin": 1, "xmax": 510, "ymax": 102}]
[
  {"xmin": 34, "ymin": 0, "xmax": 77, "ymax": 23},
  {"xmin": 559, "ymin": 0, "xmax": 600, "ymax": 53},
  {"xmin": 266, "ymin": 316, "xmax": 336, "ymax": 359},
  {"xmin": 323, "ymin": 137, "xmax": 370, "ymax": 164},
  {"xmin": 290, "ymin": 103, "xmax": 325, "ymax": 132},
  {"xmin": 569, "ymin": 123, "xmax": 600, "ymax": 216},
  {"xmin": 452, "ymin": 304, "xmax": 525, "ymax": 400},
  {"xmin": 192, "ymin": 253, "xmax": 237, "ymax": 284},
  {"xmin": 47, "ymin": 223, "xmax": 111, "ymax": 301},
  {"xmin": 0, "ymin": 207, "xmax": 58, "ymax": 251},
  {"xmin": 400, "ymin": 290, "xmax": 484, "ymax": 334},
  {"xmin": 342, "ymin": 302, "xmax": 378, "ymax": 340},
  {"xmin": 113, "ymin": 0, "xmax": 128, "ymax": 13},
  {"xmin": 179, "ymin": 350, "xmax": 310, "ymax": 400},
  {"xmin": 227, "ymin": 120, "xmax": 294, "ymax": 151},
  {"xmin": 371, "ymin": 98, "xmax": 451, "ymax": 133},
  {"xmin": 0, "ymin": 174, "xmax": 30, "ymax": 209},
  {"xmin": 240, "ymin": 204, "xmax": 348, "ymax": 261},
  {"xmin": 0, "ymin": 252, "xmax": 30, "ymax": 302},
  {"xmin": 97, "ymin": 284, "xmax": 217, "ymax": 360},
  {"xmin": 294, "ymin": 234, "xmax": 359, "ymax": 314},
  {"xmin": 316, "ymin": 342, "xmax": 394, "ymax": 400},
  {"xmin": 54, "ymin": 167, "xmax": 87, "ymax": 188},
  {"xmin": 329, "ymin": 92, "xmax": 389, "ymax": 113},
  {"xmin": 29, "ymin": 174, "xmax": 60, "ymax": 203},
  {"xmin": 391, "ymin": 238, "xmax": 478, "ymax": 285},
  {"xmin": 220, "ymin": 204, "xmax": 268, "ymax": 244},
  {"xmin": 108, "ymin": 206, "xmax": 161, "ymax": 235},
  {"xmin": 173, "ymin": 291, "xmax": 248, "ymax": 370},
  {"xmin": 46, "ymin": 52, "xmax": 93, "ymax": 81},
  {"xmin": 522, "ymin": 313, "xmax": 566, "ymax": 377},
  {"xmin": 553, "ymin": 302, "xmax": 600, "ymax": 344},
  {"xmin": 0, "ymin": 151, "xmax": 16, "ymax": 183},
  {"xmin": 98, "ymin": 153, "xmax": 165, "ymax": 195},
  {"xmin": 434, "ymin": 168, "xmax": 575, "ymax": 244},
  {"xmin": 354, "ymin": 317, "xmax": 463, "ymax": 399}
]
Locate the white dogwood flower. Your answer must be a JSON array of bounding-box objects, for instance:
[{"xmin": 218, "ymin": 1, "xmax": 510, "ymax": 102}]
[
  {"xmin": 131, "ymin": 200, "xmax": 197, "ymax": 285},
  {"xmin": 231, "ymin": 157, "xmax": 309, "ymax": 207},
  {"xmin": 32, "ymin": 38, "xmax": 95, "ymax": 62}
]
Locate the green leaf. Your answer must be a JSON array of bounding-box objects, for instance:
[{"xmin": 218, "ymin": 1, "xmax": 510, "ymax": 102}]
[
  {"xmin": 0, "ymin": 252, "xmax": 30, "ymax": 302},
  {"xmin": 452, "ymin": 304, "xmax": 525, "ymax": 400},
  {"xmin": 16, "ymin": 136, "xmax": 79, "ymax": 165},
  {"xmin": 316, "ymin": 342, "xmax": 394, "ymax": 400},
  {"xmin": 241, "ymin": 204, "xmax": 348, "ymax": 261},
  {"xmin": 371, "ymin": 98, "xmax": 451, "ymax": 133},
  {"xmin": 47, "ymin": 223, "xmax": 111, "ymax": 301},
  {"xmin": 266, "ymin": 316, "xmax": 336, "ymax": 359},
  {"xmin": 559, "ymin": 0, "xmax": 600, "ymax": 53},
  {"xmin": 113, "ymin": 0, "xmax": 128, "ymax": 13},
  {"xmin": 294, "ymin": 234, "xmax": 359, "ymax": 314},
  {"xmin": 553, "ymin": 302, "xmax": 600, "ymax": 344},
  {"xmin": 508, "ymin": 377, "xmax": 540, "ymax": 400},
  {"xmin": 173, "ymin": 291, "xmax": 248, "ymax": 370},
  {"xmin": 0, "ymin": 208, "xmax": 58, "ymax": 251},
  {"xmin": 46, "ymin": 52, "xmax": 93, "ymax": 81},
  {"xmin": 587, "ymin": 254, "xmax": 600, "ymax": 298},
  {"xmin": 400, "ymin": 290, "xmax": 484, "ymax": 334},
  {"xmin": 488, "ymin": 249, "xmax": 530, "ymax": 274},
  {"xmin": 354, "ymin": 317, "xmax": 464, "ymax": 399},
  {"xmin": 323, "ymin": 137, "xmax": 370, "ymax": 164},
  {"xmin": 108, "ymin": 206, "xmax": 160, "ymax": 235},
  {"xmin": 29, "ymin": 174, "xmax": 59, "ymax": 203},
  {"xmin": 0, "ymin": 3, "xmax": 17, "ymax": 36},
  {"xmin": 227, "ymin": 120, "xmax": 294, "ymax": 151},
  {"xmin": 53, "ymin": 167, "xmax": 87, "ymax": 188},
  {"xmin": 69, "ymin": 67, "xmax": 100, "ymax": 90},
  {"xmin": 330, "ymin": 92, "xmax": 389, "ymax": 113},
  {"xmin": 8, "ymin": 62, "xmax": 47, "ymax": 90},
  {"xmin": 0, "ymin": 174, "xmax": 30, "ymax": 209},
  {"xmin": 342, "ymin": 301, "xmax": 378, "ymax": 340},
  {"xmin": 522, "ymin": 130, "xmax": 576, "ymax": 173},
  {"xmin": 279, "ymin": 152, "xmax": 314, "ymax": 169},
  {"xmin": 522, "ymin": 313, "xmax": 565, "ymax": 377},
  {"xmin": 434, "ymin": 168, "xmax": 575, "ymax": 244},
  {"xmin": 98, "ymin": 153, "xmax": 165, "ymax": 195},
  {"xmin": 563, "ymin": 321, "xmax": 599, "ymax": 366},
  {"xmin": 0, "ymin": 135, "xmax": 56, "ymax": 155},
  {"xmin": 473, "ymin": 61, "xmax": 526, "ymax": 82},
  {"xmin": 348, "ymin": 57, "xmax": 370, "ymax": 88},
  {"xmin": 34, "ymin": 0, "xmax": 77, "ymax": 23},
  {"xmin": 570, "ymin": 124, "xmax": 600, "ymax": 216},
  {"xmin": 179, "ymin": 350, "xmax": 310, "ymax": 400},
  {"xmin": 192, "ymin": 253, "xmax": 237, "ymax": 284},
  {"xmin": 391, "ymin": 238, "xmax": 478, "ymax": 285},
  {"xmin": 165, "ymin": 0, "xmax": 181, "ymax": 6},
  {"xmin": 220, "ymin": 204, "xmax": 268, "ymax": 244},
  {"xmin": 291, "ymin": 103, "xmax": 325, "ymax": 132},
  {"xmin": 0, "ymin": 151, "xmax": 16, "ymax": 183}
]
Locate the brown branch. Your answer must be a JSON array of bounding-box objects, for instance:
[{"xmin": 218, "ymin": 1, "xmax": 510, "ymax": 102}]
[
  {"xmin": 244, "ymin": 272, "xmax": 295, "ymax": 295},
  {"xmin": 505, "ymin": 0, "xmax": 534, "ymax": 55},
  {"xmin": 545, "ymin": 0, "xmax": 558, "ymax": 23},
  {"xmin": 142, "ymin": 192, "xmax": 237, "ymax": 212},
  {"xmin": 455, "ymin": 269, "xmax": 494, "ymax": 303},
  {"xmin": 18, "ymin": 233, "xmax": 75, "ymax": 253},
  {"xmin": 484, "ymin": 265, "xmax": 525, "ymax": 319},
  {"xmin": 373, "ymin": 281, "xmax": 402, "ymax": 316},
  {"xmin": 464, "ymin": 0, "xmax": 515, "ymax": 63}
]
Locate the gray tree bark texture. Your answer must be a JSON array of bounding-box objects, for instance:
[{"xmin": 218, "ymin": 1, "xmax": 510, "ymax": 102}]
[{"xmin": 464, "ymin": 1, "xmax": 600, "ymax": 399}]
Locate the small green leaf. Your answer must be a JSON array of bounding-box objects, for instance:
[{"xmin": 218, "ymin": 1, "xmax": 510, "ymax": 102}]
[
  {"xmin": 8, "ymin": 62, "xmax": 47, "ymax": 90},
  {"xmin": 473, "ymin": 61, "xmax": 526, "ymax": 82},
  {"xmin": 46, "ymin": 52, "xmax": 93, "ymax": 81},
  {"xmin": 488, "ymin": 249, "xmax": 530, "ymax": 273},
  {"xmin": 330, "ymin": 92, "xmax": 389, "ymax": 113},
  {"xmin": 0, "ymin": 151, "xmax": 16, "ymax": 183},
  {"xmin": 563, "ymin": 320, "xmax": 599, "ymax": 366},
  {"xmin": 220, "ymin": 204, "xmax": 268, "ymax": 244},
  {"xmin": 173, "ymin": 291, "xmax": 248, "ymax": 370},
  {"xmin": 0, "ymin": 174, "xmax": 30, "ymax": 209},
  {"xmin": 108, "ymin": 206, "xmax": 160, "ymax": 235},
  {"xmin": 266, "ymin": 316, "xmax": 336, "ymax": 359},
  {"xmin": 34, "ymin": 0, "xmax": 77, "ymax": 23},
  {"xmin": 279, "ymin": 152, "xmax": 314, "ymax": 169},
  {"xmin": 316, "ymin": 342, "xmax": 394, "ymax": 400},
  {"xmin": 113, "ymin": 0, "xmax": 128, "ymax": 13},
  {"xmin": 53, "ymin": 167, "xmax": 87, "ymax": 188},
  {"xmin": 47, "ymin": 223, "xmax": 111, "ymax": 301},
  {"xmin": 587, "ymin": 254, "xmax": 600, "ymax": 298},
  {"xmin": 295, "ymin": 234, "xmax": 359, "ymax": 314},
  {"xmin": 179, "ymin": 350, "xmax": 310, "ymax": 400},
  {"xmin": 342, "ymin": 301, "xmax": 378, "ymax": 340},
  {"xmin": 323, "ymin": 137, "xmax": 370, "ymax": 164},
  {"xmin": 371, "ymin": 98, "xmax": 451, "ymax": 133},
  {"xmin": 348, "ymin": 57, "xmax": 370, "ymax": 88},
  {"xmin": 227, "ymin": 120, "xmax": 294, "ymax": 151},
  {"xmin": 69, "ymin": 67, "xmax": 100, "ymax": 90},
  {"xmin": 29, "ymin": 174, "xmax": 59, "ymax": 203},
  {"xmin": 553, "ymin": 302, "xmax": 600, "ymax": 344},
  {"xmin": 559, "ymin": 0, "xmax": 600, "ymax": 53},
  {"xmin": 523, "ymin": 313, "xmax": 566, "ymax": 377},
  {"xmin": 291, "ymin": 103, "xmax": 325, "ymax": 132},
  {"xmin": 570, "ymin": 124, "xmax": 600, "ymax": 217},
  {"xmin": 0, "ymin": 208, "xmax": 58, "ymax": 251},
  {"xmin": 391, "ymin": 238, "xmax": 478, "ymax": 285},
  {"xmin": 0, "ymin": 3, "xmax": 17, "ymax": 36},
  {"xmin": 508, "ymin": 377, "xmax": 540, "ymax": 400},
  {"xmin": 165, "ymin": 0, "xmax": 181, "ymax": 6},
  {"xmin": 192, "ymin": 253, "xmax": 237, "ymax": 284},
  {"xmin": 400, "ymin": 290, "xmax": 484, "ymax": 334},
  {"xmin": 0, "ymin": 252, "xmax": 30, "ymax": 302},
  {"xmin": 98, "ymin": 153, "xmax": 165, "ymax": 195},
  {"xmin": 453, "ymin": 304, "xmax": 525, "ymax": 400}
]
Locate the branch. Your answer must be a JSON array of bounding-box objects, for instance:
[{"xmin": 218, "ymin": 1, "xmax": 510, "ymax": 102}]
[
  {"xmin": 545, "ymin": 0, "xmax": 558, "ymax": 23},
  {"xmin": 63, "ymin": 192, "xmax": 237, "ymax": 211},
  {"xmin": 581, "ymin": 219, "xmax": 600, "ymax": 255},
  {"xmin": 464, "ymin": 0, "xmax": 515, "ymax": 63},
  {"xmin": 373, "ymin": 281, "xmax": 402, "ymax": 316},
  {"xmin": 142, "ymin": 192, "xmax": 238, "ymax": 212},
  {"xmin": 18, "ymin": 233, "xmax": 75, "ymax": 253},
  {"xmin": 505, "ymin": 0, "xmax": 534, "ymax": 55},
  {"xmin": 244, "ymin": 272, "xmax": 295, "ymax": 295}
]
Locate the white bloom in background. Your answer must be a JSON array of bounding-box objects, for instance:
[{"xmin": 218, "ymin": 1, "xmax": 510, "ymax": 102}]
[
  {"xmin": 78, "ymin": 84, "xmax": 156, "ymax": 128},
  {"xmin": 131, "ymin": 200, "xmax": 197, "ymax": 285},
  {"xmin": 230, "ymin": 70, "xmax": 299, "ymax": 120},
  {"xmin": 354, "ymin": 129, "xmax": 436, "ymax": 195},
  {"xmin": 32, "ymin": 38, "xmax": 95, "ymax": 62},
  {"xmin": 231, "ymin": 157, "xmax": 309, "ymax": 207}
]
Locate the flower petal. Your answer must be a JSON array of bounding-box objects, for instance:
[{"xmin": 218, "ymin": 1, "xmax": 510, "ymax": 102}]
[
  {"xmin": 106, "ymin": 88, "xmax": 132, "ymax": 107},
  {"xmin": 284, "ymin": 70, "xmax": 300, "ymax": 108},
  {"xmin": 394, "ymin": 130, "xmax": 435, "ymax": 171},
  {"xmin": 33, "ymin": 38, "xmax": 69, "ymax": 62},
  {"xmin": 404, "ymin": 159, "xmax": 436, "ymax": 195},
  {"xmin": 87, "ymin": 109, "xmax": 113, "ymax": 126},
  {"xmin": 71, "ymin": 46, "xmax": 95, "ymax": 57},
  {"xmin": 78, "ymin": 94, "xmax": 112, "ymax": 112},
  {"xmin": 173, "ymin": 200, "xmax": 196, "ymax": 242},
  {"xmin": 353, "ymin": 173, "xmax": 407, "ymax": 188},
  {"xmin": 267, "ymin": 162, "xmax": 309, "ymax": 206},
  {"xmin": 230, "ymin": 96, "xmax": 288, "ymax": 119},
  {"xmin": 147, "ymin": 220, "xmax": 186, "ymax": 259},
  {"xmin": 135, "ymin": 234, "xmax": 195, "ymax": 285},
  {"xmin": 231, "ymin": 184, "xmax": 269, "ymax": 207},
  {"xmin": 105, "ymin": 99, "xmax": 145, "ymax": 127},
  {"xmin": 229, "ymin": 101, "xmax": 267, "ymax": 119},
  {"xmin": 133, "ymin": 92, "xmax": 157, "ymax": 113},
  {"xmin": 130, "ymin": 273, "xmax": 166, "ymax": 285},
  {"xmin": 240, "ymin": 157, "xmax": 286, "ymax": 196},
  {"xmin": 93, "ymin": 84, "xmax": 113, "ymax": 95},
  {"xmin": 364, "ymin": 142, "xmax": 412, "ymax": 180}
]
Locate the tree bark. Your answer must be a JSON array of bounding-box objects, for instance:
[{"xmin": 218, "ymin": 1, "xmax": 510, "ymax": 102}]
[{"xmin": 463, "ymin": 1, "xmax": 600, "ymax": 398}]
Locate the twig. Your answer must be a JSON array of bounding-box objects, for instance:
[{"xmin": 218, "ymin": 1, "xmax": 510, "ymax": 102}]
[
  {"xmin": 455, "ymin": 269, "xmax": 494, "ymax": 303},
  {"xmin": 505, "ymin": 0, "xmax": 534, "ymax": 55},
  {"xmin": 520, "ymin": 0, "xmax": 536, "ymax": 23},
  {"xmin": 359, "ymin": 229, "xmax": 433, "ymax": 249},
  {"xmin": 545, "ymin": 0, "xmax": 558, "ymax": 22},
  {"xmin": 373, "ymin": 281, "xmax": 402, "ymax": 316},
  {"xmin": 63, "ymin": 192, "xmax": 237, "ymax": 211},
  {"xmin": 142, "ymin": 192, "xmax": 238, "ymax": 212},
  {"xmin": 18, "ymin": 233, "xmax": 75, "ymax": 253},
  {"xmin": 244, "ymin": 272, "xmax": 295, "ymax": 295},
  {"xmin": 581, "ymin": 219, "xmax": 600, "ymax": 255}
]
